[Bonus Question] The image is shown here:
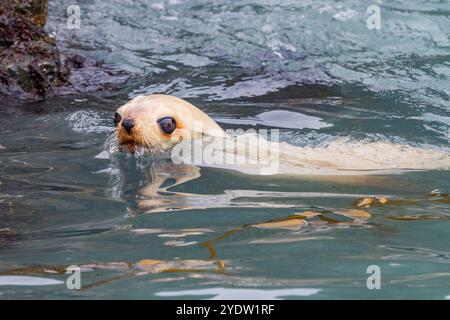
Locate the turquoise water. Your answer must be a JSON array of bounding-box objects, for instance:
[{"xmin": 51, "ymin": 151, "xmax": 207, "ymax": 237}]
[{"xmin": 0, "ymin": 0, "xmax": 449, "ymax": 299}]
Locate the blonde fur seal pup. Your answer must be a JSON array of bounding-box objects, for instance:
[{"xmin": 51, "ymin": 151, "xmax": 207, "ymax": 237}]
[
  {"xmin": 113, "ymin": 94, "xmax": 450, "ymax": 176},
  {"xmin": 114, "ymin": 94, "xmax": 226, "ymax": 153}
]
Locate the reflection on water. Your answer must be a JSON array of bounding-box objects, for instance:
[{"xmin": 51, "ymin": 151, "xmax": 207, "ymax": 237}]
[
  {"xmin": 1, "ymin": 0, "xmax": 450, "ymax": 299},
  {"xmin": 104, "ymin": 154, "xmax": 390, "ymax": 214},
  {"xmin": 156, "ymin": 287, "xmax": 321, "ymax": 299},
  {"xmin": 215, "ymin": 109, "xmax": 333, "ymax": 129},
  {"xmin": 0, "ymin": 276, "xmax": 63, "ymax": 286}
]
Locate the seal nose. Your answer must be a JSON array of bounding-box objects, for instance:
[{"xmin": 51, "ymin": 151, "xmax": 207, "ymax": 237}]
[{"xmin": 122, "ymin": 118, "xmax": 135, "ymax": 134}]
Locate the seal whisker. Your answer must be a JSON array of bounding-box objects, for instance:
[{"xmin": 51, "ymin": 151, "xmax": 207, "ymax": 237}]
[
  {"xmin": 138, "ymin": 133, "xmax": 160, "ymax": 157},
  {"xmin": 104, "ymin": 132, "xmax": 120, "ymax": 153}
]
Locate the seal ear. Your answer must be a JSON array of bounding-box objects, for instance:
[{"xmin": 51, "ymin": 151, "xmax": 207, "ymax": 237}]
[{"xmin": 157, "ymin": 117, "xmax": 177, "ymax": 134}]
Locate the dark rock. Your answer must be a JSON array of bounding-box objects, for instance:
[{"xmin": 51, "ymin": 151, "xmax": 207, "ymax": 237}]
[
  {"xmin": 0, "ymin": 0, "xmax": 48, "ymax": 27},
  {"xmin": 0, "ymin": 0, "xmax": 69, "ymax": 100},
  {"xmin": 0, "ymin": 0, "xmax": 129, "ymax": 101}
]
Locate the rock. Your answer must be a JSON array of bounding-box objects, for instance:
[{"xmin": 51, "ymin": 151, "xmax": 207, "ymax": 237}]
[
  {"xmin": 0, "ymin": 0, "xmax": 128, "ymax": 101},
  {"xmin": 1, "ymin": 0, "xmax": 48, "ymax": 27},
  {"xmin": 0, "ymin": 0, "xmax": 69, "ymax": 99}
]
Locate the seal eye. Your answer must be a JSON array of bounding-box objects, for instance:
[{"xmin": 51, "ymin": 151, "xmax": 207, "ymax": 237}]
[
  {"xmin": 114, "ymin": 112, "xmax": 121, "ymax": 127},
  {"xmin": 157, "ymin": 117, "xmax": 177, "ymax": 135}
]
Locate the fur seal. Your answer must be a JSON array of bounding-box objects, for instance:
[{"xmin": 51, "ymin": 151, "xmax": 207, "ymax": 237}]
[
  {"xmin": 114, "ymin": 94, "xmax": 226, "ymax": 153},
  {"xmin": 113, "ymin": 94, "xmax": 450, "ymax": 175}
]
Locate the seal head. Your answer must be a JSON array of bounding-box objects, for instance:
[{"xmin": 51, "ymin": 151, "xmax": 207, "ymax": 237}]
[{"xmin": 114, "ymin": 94, "xmax": 226, "ymax": 153}]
